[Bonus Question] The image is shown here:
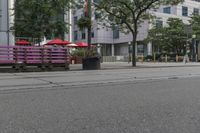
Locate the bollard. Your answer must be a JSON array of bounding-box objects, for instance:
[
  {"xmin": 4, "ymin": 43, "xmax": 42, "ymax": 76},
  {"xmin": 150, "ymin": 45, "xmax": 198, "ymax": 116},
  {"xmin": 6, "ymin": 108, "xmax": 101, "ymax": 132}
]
[
  {"xmin": 165, "ymin": 55, "xmax": 168, "ymax": 63},
  {"xmin": 141, "ymin": 55, "xmax": 144, "ymax": 64},
  {"xmin": 196, "ymin": 54, "xmax": 198, "ymax": 62},
  {"xmin": 154, "ymin": 53, "xmax": 156, "ymax": 63},
  {"xmin": 176, "ymin": 55, "xmax": 178, "ymax": 62}
]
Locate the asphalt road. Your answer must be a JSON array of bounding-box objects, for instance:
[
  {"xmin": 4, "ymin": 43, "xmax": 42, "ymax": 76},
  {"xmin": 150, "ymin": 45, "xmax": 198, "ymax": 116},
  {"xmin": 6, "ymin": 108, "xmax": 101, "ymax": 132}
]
[{"xmin": 1, "ymin": 67, "xmax": 200, "ymax": 133}]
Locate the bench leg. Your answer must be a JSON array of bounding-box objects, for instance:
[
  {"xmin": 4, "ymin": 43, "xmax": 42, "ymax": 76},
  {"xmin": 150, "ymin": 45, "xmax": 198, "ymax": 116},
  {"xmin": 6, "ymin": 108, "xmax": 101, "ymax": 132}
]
[
  {"xmin": 21, "ymin": 64, "xmax": 27, "ymax": 71},
  {"xmin": 13, "ymin": 64, "xmax": 22, "ymax": 72},
  {"xmin": 41, "ymin": 64, "xmax": 46, "ymax": 71},
  {"xmin": 47, "ymin": 64, "xmax": 53, "ymax": 71}
]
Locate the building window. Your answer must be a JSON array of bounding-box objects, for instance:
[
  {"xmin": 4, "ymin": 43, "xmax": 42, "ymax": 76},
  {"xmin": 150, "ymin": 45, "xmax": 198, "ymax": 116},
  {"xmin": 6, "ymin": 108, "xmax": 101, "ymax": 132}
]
[
  {"xmin": 94, "ymin": 12, "xmax": 101, "ymax": 20},
  {"xmin": 81, "ymin": 30, "xmax": 86, "ymax": 39},
  {"xmin": 113, "ymin": 26, "xmax": 119, "ymax": 39},
  {"xmin": 91, "ymin": 32, "xmax": 94, "ymax": 38},
  {"xmin": 93, "ymin": 0, "xmax": 100, "ymax": 3},
  {"xmin": 194, "ymin": 8, "xmax": 199, "ymax": 15},
  {"xmin": 137, "ymin": 45, "xmax": 144, "ymax": 54},
  {"xmin": 156, "ymin": 20, "xmax": 163, "ymax": 28},
  {"xmin": 74, "ymin": 16, "xmax": 78, "ymax": 24},
  {"xmin": 182, "ymin": 6, "xmax": 188, "ymax": 16},
  {"xmin": 74, "ymin": 31, "xmax": 78, "ymax": 41},
  {"xmin": 163, "ymin": 7, "xmax": 171, "ymax": 14}
]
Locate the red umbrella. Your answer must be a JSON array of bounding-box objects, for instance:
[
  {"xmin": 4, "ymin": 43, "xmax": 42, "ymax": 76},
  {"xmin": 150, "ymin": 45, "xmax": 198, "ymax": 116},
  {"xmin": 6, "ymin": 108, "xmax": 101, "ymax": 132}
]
[
  {"xmin": 76, "ymin": 42, "xmax": 96, "ymax": 48},
  {"xmin": 46, "ymin": 39, "xmax": 63, "ymax": 45},
  {"xmin": 46, "ymin": 39, "xmax": 64, "ymax": 45},
  {"xmin": 15, "ymin": 40, "xmax": 30, "ymax": 45},
  {"xmin": 62, "ymin": 40, "xmax": 72, "ymax": 45},
  {"xmin": 76, "ymin": 42, "xmax": 88, "ymax": 47},
  {"xmin": 46, "ymin": 39, "xmax": 72, "ymax": 46},
  {"xmin": 67, "ymin": 43, "xmax": 78, "ymax": 47}
]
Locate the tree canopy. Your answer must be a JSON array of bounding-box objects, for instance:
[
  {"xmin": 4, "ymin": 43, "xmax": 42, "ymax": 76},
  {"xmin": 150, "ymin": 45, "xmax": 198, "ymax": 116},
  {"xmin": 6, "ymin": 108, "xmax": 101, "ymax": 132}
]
[
  {"xmin": 190, "ymin": 14, "xmax": 200, "ymax": 39},
  {"xmin": 147, "ymin": 18, "xmax": 187, "ymax": 55},
  {"xmin": 95, "ymin": 0, "xmax": 184, "ymax": 66},
  {"xmin": 13, "ymin": 0, "xmax": 75, "ymax": 42}
]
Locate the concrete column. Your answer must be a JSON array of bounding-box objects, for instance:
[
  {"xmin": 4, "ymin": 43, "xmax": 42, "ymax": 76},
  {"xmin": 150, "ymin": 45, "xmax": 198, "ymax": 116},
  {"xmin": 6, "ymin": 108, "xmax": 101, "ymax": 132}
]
[
  {"xmin": 111, "ymin": 44, "xmax": 115, "ymax": 56},
  {"xmin": 147, "ymin": 42, "xmax": 153, "ymax": 56},
  {"xmin": 9, "ymin": 0, "xmax": 15, "ymax": 46},
  {"xmin": 69, "ymin": 9, "xmax": 73, "ymax": 42},
  {"xmin": 64, "ymin": 9, "xmax": 73, "ymax": 42},
  {"xmin": 97, "ymin": 44, "xmax": 101, "ymax": 55}
]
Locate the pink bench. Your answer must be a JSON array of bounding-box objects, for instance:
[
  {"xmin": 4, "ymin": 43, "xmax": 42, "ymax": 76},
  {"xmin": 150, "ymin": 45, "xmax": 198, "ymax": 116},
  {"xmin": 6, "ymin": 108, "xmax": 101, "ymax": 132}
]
[{"xmin": 0, "ymin": 46, "xmax": 70, "ymax": 70}]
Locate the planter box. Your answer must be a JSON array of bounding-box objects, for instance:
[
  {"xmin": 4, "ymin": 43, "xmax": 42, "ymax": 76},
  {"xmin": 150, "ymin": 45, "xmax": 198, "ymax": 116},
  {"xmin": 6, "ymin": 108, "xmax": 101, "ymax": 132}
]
[
  {"xmin": 82, "ymin": 57, "xmax": 101, "ymax": 70},
  {"xmin": 75, "ymin": 56, "xmax": 83, "ymax": 64},
  {"xmin": 71, "ymin": 56, "xmax": 83, "ymax": 64}
]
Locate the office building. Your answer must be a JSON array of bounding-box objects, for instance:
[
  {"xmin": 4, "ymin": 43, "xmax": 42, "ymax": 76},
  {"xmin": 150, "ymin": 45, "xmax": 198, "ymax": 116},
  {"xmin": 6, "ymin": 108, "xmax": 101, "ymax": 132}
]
[
  {"xmin": 0, "ymin": 0, "xmax": 15, "ymax": 46},
  {"xmin": 72, "ymin": 0, "xmax": 200, "ymax": 61}
]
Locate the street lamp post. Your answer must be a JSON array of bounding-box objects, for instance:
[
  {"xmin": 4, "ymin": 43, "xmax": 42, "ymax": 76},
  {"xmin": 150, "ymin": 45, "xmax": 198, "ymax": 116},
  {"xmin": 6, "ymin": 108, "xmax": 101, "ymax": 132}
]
[{"xmin": 192, "ymin": 34, "xmax": 196, "ymax": 62}]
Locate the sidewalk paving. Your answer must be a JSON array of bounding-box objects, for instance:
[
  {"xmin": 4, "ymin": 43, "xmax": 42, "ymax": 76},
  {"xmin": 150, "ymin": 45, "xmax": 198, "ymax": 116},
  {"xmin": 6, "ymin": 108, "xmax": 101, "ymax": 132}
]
[
  {"xmin": 70, "ymin": 62, "xmax": 200, "ymax": 71},
  {"xmin": 1, "ymin": 62, "xmax": 200, "ymax": 90},
  {"xmin": 0, "ymin": 62, "xmax": 200, "ymax": 73}
]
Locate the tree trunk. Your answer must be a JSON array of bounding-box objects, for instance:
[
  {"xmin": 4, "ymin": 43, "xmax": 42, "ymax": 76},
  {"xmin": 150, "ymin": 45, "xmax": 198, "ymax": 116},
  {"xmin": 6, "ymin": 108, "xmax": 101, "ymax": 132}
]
[
  {"xmin": 132, "ymin": 34, "xmax": 137, "ymax": 67},
  {"xmin": 87, "ymin": 0, "xmax": 91, "ymax": 50},
  {"xmin": 88, "ymin": 27, "xmax": 91, "ymax": 50}
]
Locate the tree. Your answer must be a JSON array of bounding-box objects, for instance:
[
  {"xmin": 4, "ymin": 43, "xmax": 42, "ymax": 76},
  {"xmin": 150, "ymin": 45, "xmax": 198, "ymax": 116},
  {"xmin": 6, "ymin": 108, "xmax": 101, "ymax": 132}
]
[
  {"xmin": 190, "ymin": 14, "xmax": 200, "ymax": 38},
  {"xmin": 13, "ymin": 0, "xmax": 75, "ymax": 43},
  {"xmin": 94, "ymin": 0, "xmax": 183, "ymax": 66},
  {"xmin": 165, "ymin": 18, "xmax": 187, "ymax": 54},
  {"xmin": 146, "ymin": 25, "xmax": 166, "ymax": 54},
  {"xmin": 147, "ymin": 18, "xmax": 187, "ymax": 55}
]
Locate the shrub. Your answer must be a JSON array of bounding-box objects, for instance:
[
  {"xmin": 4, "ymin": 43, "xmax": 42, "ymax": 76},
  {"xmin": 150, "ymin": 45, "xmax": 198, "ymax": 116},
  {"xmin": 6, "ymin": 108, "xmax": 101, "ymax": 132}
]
[
  {"xmin": 145, "ymin": 55, "xmax": 153, "ymax": 61},
  {"xmin": 71, "ymin": 49, "xmax": 86, "ymax": 57}
]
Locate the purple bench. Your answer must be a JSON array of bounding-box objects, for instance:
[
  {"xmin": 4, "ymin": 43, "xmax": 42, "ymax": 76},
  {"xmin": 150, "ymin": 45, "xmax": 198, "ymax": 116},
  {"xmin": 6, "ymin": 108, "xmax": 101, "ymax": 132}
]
[{"xmin": 0, "ymin": 45, "xmax": 70, "ymax": 70}]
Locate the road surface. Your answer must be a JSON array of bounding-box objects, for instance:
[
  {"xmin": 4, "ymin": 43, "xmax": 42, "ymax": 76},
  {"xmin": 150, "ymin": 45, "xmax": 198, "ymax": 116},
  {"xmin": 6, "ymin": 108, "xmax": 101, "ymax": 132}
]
[{"xmin": 0, "ymin": 66, "xmax": 200, "ymax": 133}]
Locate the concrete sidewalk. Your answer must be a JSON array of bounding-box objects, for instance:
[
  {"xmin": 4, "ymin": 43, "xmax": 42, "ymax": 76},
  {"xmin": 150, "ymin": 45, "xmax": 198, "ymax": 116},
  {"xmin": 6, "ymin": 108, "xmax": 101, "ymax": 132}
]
[
  {"xmin": 70, "ymin": 62, "xmax": 200, "ymax": 71},
  {"xmin": 1, "ymin": 64, "xmax": 200, "ymax": 91},
  {"xmin": 0, "ymin": 62, "xmax": 200, "ymax": 73}
]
